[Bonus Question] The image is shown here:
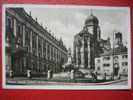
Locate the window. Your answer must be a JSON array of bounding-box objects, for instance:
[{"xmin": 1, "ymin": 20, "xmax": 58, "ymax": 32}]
[
  {"xmin": 47, "ymin": 43, "xmax": 50, "ymax": 60},
  {"xmin": 51, "ymin": 46, "xmax": 53, "ymax": 60},
  {"xmin": 25, "ymin": 28, "xmax": 30, "ymax": 52},
  {"xmin": 32, "ymin": 32, "xmax": 37, "ymax": 55},
  {"xmin": 16, "ymin": 23, "xmax": 23, "ymax": 46},
  {"xmin": 97, "ymin": 66, "xmax": 100, "ymax": 71},
  {"xmin": 43, "ymin": 40, "xmax": 46, "ymax": 58},
  {"xmin": 122, "ymin": 62, "xmax": 128, "ymax": 66},
  {"xmin": 6, "ymin": 16, "xmax": 13, "ymax": 42},
  {"xmin": 122, "ymin": 55, "xmax": 127, "ymax": 59},
  {"xmin": 38, "ymin": 37, "xmax": 42, "ymax": 58},
  {"xmin": 54, "ymin": 48, "xmax": 56, "ymax": 61},
  {"xmin": 125, "ymin": 62, "xmax": 128, "ymax": 66},
  {"xmin": 103, "ymin": 63, "xmax": 110, "ymax": 67},
  {"xmin": 97, "ymin": 59, "xmax": 100, "ymax": 63},
  {"xmin": 103, "ymin": 56, "xmax": 110, "ymax": 60}
]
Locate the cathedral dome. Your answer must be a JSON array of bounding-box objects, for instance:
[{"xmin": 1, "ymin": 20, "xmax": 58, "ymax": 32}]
[{"xmin": 85, "ymin": 14, "xmax": 99, "ymax": 25}]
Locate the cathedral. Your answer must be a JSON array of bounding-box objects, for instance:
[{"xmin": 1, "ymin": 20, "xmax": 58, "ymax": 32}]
[{"xmin": 73, "ymin": 12, "xmax": 111, "ymax": 69}]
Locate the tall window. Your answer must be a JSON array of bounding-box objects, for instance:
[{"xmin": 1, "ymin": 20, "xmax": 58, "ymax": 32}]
[
  {"xmin": 54, "ymin": 48, "xmax": 56, "ymax": 61},
  {"xmin": 25, "ymin": 28, "xmax": 30, "ymax": 52},
  {"xmin": 47, "ymin": 43, "xmax": 50, "ymax": 60},
  {"xmin": 32, "ymin": 32, "xmax": 37, "ymax": 56},
  {"xmin": 6, "ymin": 16, "xmax": 13, "ymax": 42},
  {"xmin": 16, "ymin": 22, "xmax": 23, "ymax": 46},
  {"xmin": 38, "ymin": 37, "xmax": 42, "ymax": 58},
  {"xmin": 51, "ymin": 46, "xmax": 53, "ymax": 60},
  {"xmin": 43, "ymin": 40, "xmax": 46, "ymax": 59}
]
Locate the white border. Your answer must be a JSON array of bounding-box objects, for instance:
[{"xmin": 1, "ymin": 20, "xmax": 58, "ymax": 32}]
[{"xmin": 2, "ymin": 4, "xmax": 131, "ymax": 90}]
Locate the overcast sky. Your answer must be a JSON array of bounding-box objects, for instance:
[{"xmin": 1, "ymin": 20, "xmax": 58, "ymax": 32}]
[{"xmin": 23, "ymin": 5, "xmax": 130, "ymax": 51}]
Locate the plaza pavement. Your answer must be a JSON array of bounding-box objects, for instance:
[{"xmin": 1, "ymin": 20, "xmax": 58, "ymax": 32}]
[{"xmin": 6, "ymin": 72, "xmax": 128, "ymax": 85}]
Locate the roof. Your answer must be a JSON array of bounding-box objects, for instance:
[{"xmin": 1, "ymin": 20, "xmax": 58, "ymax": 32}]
[
  {"xmin": 85, "ymin": 14, "xmax": 99, "ymax": 25},
  {"xmin": 7, "ymin": 8, "xmax": 67, "ymax": 51},
  {"xmin": 100, "ymin": 46, "xmax": 127, "ymax": 56}
]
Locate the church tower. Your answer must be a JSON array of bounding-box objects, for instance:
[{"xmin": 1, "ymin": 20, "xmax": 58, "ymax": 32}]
[
  {"xmin": 84, "ymin": 11, "xmax": 101, "ymax": 69},
  {"xmin": 114, "ymin": 32, "xmax": 123, "ymax": 48},
  {"xmin": 73, "ymin": 10, "xmax": 101, "ymax": 69}
]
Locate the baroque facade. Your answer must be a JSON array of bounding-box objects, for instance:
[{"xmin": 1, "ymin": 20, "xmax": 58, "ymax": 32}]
[
  {"xmin": 73, "ymin": 12, "xmax": 111, "ymax": 69},
  {"xmin": 5, "ymin": 8, "xmax": 67, "ymax": 77}
]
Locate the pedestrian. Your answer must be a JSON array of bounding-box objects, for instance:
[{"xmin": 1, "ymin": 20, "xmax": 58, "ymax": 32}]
[
  {"xmin": 104, "ymin": 72, "xmax": 106, "ymax": 80},
  {"xmin": 27, "ymin": 69, "xmax": 31, "ymax": 79}
]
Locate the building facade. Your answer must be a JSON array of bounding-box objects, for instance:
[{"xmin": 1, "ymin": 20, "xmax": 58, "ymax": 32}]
[
  {"xmin": 95, "ymin": 48, "xmax": 128, "ymax": 76},
  {"xmin": 73, "ymin": 12, "xmax": 111, "ymax": 69},
  {"xmin": 95, "ymin": 32, "xmax": 128, "ymax": 76},
  {"xmin": 5, "ymin": 8, "xmax": 67, "ymax": 77}
]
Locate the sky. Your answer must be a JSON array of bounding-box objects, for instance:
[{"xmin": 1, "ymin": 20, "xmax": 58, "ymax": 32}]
[{"xmin": 23, "ymin": 5, "xmax": 130, "ymax": 51}]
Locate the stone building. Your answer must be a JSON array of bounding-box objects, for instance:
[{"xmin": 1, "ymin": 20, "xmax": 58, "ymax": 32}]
[
  {"xmin": 5, "ymin": 8, "xmax": 67, "ymax": 77},
  {"xmin": 95, "ymin": 32, "xmax": 128, "ymax": 76},
  {"xmin": 73, "ymin": 12, "xmax": 111, "ymax": 69}
]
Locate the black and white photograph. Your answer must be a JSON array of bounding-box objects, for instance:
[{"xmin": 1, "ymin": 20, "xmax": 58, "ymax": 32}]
[{"xmin": 2, "ymin": 4, "xmax": 131, "ymax": 90}]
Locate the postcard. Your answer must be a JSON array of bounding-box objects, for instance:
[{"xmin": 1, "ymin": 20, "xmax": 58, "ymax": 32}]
[{"xmin": 2, "ymin": 4, "xmax": 131, "ymax": 90}]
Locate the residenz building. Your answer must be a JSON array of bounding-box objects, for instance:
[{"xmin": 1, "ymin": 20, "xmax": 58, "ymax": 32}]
[{"xmin": 5, "ymin": 8, "xmax": 67, "ymax": 77}]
